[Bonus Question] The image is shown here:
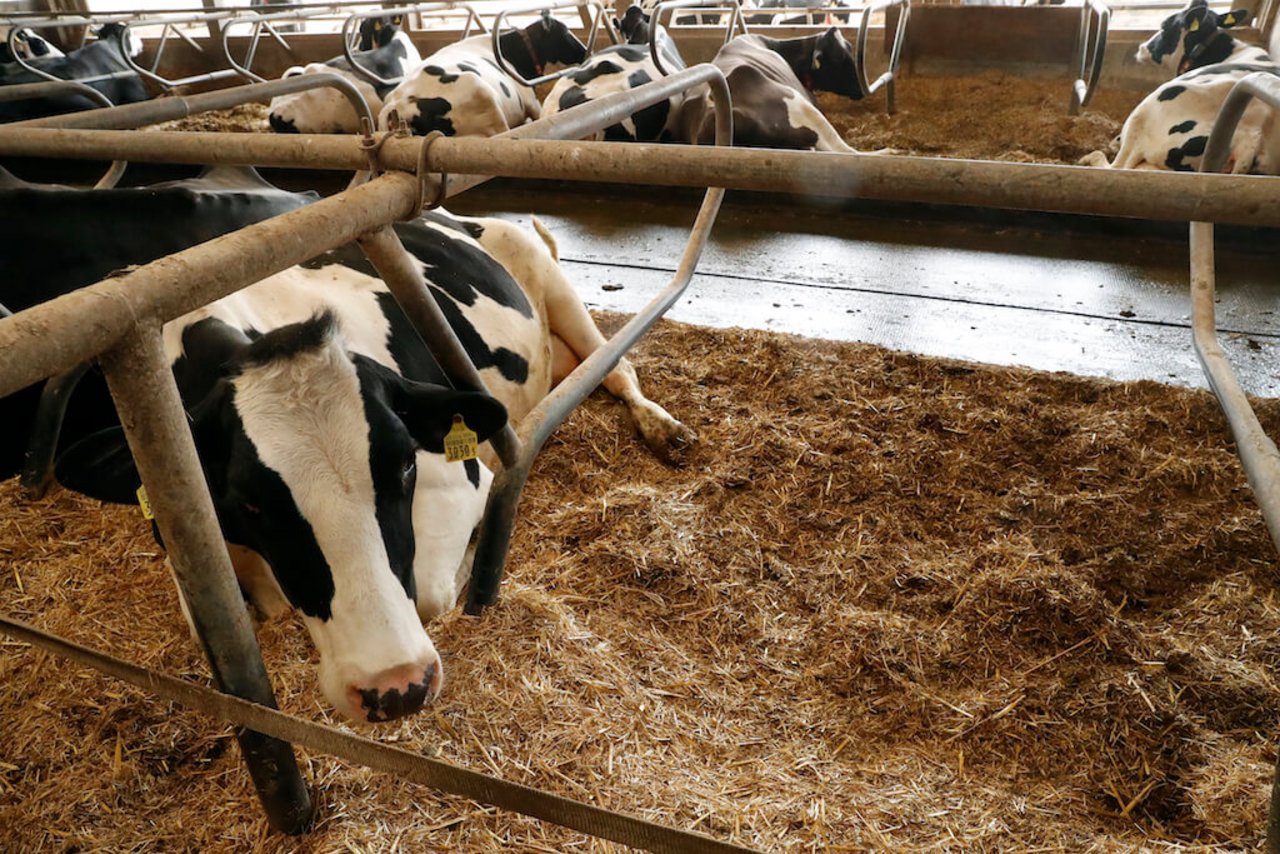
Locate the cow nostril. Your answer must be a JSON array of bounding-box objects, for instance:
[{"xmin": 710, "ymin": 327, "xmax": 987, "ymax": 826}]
[{"xmin": 355, "ymin": 664, "xmax": 436, "ymax": 722}]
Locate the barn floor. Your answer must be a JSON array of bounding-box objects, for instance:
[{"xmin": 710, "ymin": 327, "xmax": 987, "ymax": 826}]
[{"xmin": 449, "ymin": 180, "xmax": 1280, "ymax": 397}]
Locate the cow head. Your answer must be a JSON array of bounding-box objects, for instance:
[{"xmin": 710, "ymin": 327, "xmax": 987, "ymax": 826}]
[
  {"xmin": 1137, "ymin": 0, "xmax": 1250, "ymax": 74},
  {"xmin": 57, "ymin": 312, "xmax": 508, "ymax": 723},
  {"xmin": 615, "ymin": 5, "xmax": 651, "ymax": 44},
  {"xmin": 93, "ymin": 22, "xmax": 143, "ymax": 59},
  {"xmin": 357, "ymin": 14, "xmax": 405, "ymax": 51},
  {"xmin": 807, "ymin": 28, "xmax": 862, "ymax": 99},
  {"xmin": 513, "ymin": 12, "xmax": 588, "ymax": 77}
]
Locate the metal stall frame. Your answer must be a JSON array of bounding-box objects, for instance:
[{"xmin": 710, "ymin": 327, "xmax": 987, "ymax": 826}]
[
  {"xmin": 1069, "ymin": 0, "xmax": 1110, "ymax": 115},
  {"xmin": 490, "ymin": 0, "xmax": 620, "ymax": 87},
  {"xmin": 0, "ymin": 62, "xmax": 731, "ymax": 841},
  {"xmin": 650, "ymin": 0, "xmax": 751, "ymax": 76},
  {"xmin": 338, "ymin": 2, "xmax": 489, "ymax": 88},
  {"xmin": 219, "ymin": 2, "xmax": 391, "ymax": 83},
  {"xmin": 1187, "ymin": 69, "xmax": 1280, "ymax": 854}
]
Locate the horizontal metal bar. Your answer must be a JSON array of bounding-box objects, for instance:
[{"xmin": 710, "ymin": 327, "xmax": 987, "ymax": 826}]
[
  {"xmin": 6, "ymin": 126, "xmax": 1280, "ymax": 227},
  {"xmin": 0, "ymin": 172, "xmax": 420, "ymax": 400},
  {"xmin": 0, "ymin": 79, "xmax": 113, "ymax": 108},
  {"xmin": 10, "ymin": 73, "xmax": 374, "ymax": 131}
]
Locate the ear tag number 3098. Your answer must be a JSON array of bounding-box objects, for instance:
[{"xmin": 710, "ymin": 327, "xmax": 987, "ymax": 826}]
[{"xmin": 444, "ymin": 415, "xmax": 479, "ymax": 463}]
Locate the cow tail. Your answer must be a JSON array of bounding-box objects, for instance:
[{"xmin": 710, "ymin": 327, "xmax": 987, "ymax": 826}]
[{"xmin": 531, "ymin": 216, "xmax": 559, "ymax": 262}]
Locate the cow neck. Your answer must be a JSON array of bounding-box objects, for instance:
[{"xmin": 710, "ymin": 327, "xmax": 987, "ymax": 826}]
[
  {"xmin": 1178, "ymin": 30, "xmax": 1235, "ymax": 73},
  {"xmin": 763, "ymin": 35, "xmax": 817, "ymax": 92},
  {"xmin": 504, "ymin": 27, "xmax": 544, "ymax": 78}
]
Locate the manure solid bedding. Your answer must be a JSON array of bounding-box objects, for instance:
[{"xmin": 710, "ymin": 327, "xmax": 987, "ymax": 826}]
[{"xmin": 2, "ymin": 315, "xmax": 1278, "ymax": 851}]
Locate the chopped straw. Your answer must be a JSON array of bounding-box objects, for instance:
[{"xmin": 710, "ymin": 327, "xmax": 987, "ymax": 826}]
[{"xmin": 2, "ymin": 315, "xmax": 1278, "ymax": 851}]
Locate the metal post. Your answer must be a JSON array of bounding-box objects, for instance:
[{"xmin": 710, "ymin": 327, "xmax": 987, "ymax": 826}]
[
  {"xmin": 357, "ymin": 226, "xmax": 524, "ymax": 469},
  {"xmin": 98, "ymin": 325, "xmax": 312, "ymax": 834}
]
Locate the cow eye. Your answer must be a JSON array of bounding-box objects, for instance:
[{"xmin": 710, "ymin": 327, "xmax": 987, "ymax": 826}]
[{"xmin": 401, "ymin": 457, "xmax": 417, "ymax": 493}]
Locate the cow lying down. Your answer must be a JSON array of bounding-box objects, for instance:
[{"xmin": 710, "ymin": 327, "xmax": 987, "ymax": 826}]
[
  {"xmin": 268, "ymin": 16, "xmax": 421, "ymax": 134},
  {"xmin": 1080, "ymin": 0, "xmax": 1279, "ymax": 173},
  {"xmin": 43, "ymin": 176, "xmax": 691, "ymax": 723}
]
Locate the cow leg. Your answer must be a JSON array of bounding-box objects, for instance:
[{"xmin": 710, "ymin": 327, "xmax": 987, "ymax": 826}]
[{"xmin": 532, "ymin": 220, "xmax": 696, "ymax": 463}]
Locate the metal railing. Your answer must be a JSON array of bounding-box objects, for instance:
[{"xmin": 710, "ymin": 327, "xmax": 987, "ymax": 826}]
[
  {"xmin": 491, "ymin": 0, "xmax": 619, "ymax": 87},
  {"xmin": 650, "ymin": 0, "xmax": 751, "ymax": 73},
  {"xmin": 1069, "ymin": 0, "xmax": 1110, "ymax": 114},
  {"xmin": 338, "ymin": 2, "xmax": 488, "ymax": 88},
  {"xmin": 856, "ymin": 0, "xmax": 909, "ymax": 112}
]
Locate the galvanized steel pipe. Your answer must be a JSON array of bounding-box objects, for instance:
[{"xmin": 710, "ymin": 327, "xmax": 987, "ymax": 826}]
[{"xmin": 0, "ymin": 171, "xmax": 420, "ymax": 399}]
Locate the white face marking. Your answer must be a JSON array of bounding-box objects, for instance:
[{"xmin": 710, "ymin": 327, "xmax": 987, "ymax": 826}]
[{"xmin": 232, "ymin": 331, "xmax": 437, "ymax": 720}]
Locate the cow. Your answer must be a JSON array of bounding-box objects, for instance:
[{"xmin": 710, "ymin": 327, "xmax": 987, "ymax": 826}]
[
  {"xmin": 541, "ymin": 13, "xmax": 695, "ymax": 143},
  {"xmin": 1080, "ymin": 0, "xmax": 1279, "ymax": 173},
  {"xmin": 268, "ymin": 16, "xmax": 422, "ymax": 135},
  {"xmin": 377, "ymin": 12, "xmax": 587, "ymax": 137},
  {"xmin": 0, "ymin": 23, "xmax": 146, "ymax": 122},
  {"xmin": 5, "ymin": 172, "xmax": 691, "ymax": 724},
  {"xmin": 0, "ymin": 27, "xmax": 65, "ymax": 64},
  {"xmin": 684, "ymin": 29, "xmax": 862, "ymax": 151}
]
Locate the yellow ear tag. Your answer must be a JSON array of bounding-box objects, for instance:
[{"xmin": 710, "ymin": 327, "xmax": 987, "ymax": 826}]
[
  {"xmin": 443, "ymin": 415, "xmax": 479, "ymax": 463},
  {"xmin": 136, "ymin": 485, "xmax": 155, "ymax": 521},
  {"xmin": 1189, "ymin": 18, "xmax": 1200, "ymax": 30}
]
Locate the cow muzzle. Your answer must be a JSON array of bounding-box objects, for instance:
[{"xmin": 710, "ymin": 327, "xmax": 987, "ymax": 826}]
[{"xmin": 345, "ymin": 660, "xmax": 442, "ymax": 723}]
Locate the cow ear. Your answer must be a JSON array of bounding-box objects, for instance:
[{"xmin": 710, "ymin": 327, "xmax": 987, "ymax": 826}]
[
  {"xmin": 396, "ymin": 382, "xmax": 508, "ymax": 454},
  {"xmin": 55, "ymin": 426, "xmax": 142, "ymax": 506},
  {"xmin": 1218, "ymin": 8, "xmax": 1249, "ymax": 26}
]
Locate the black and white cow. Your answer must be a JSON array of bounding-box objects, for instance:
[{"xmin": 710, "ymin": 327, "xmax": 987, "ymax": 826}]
[
  {"xmin": 686, "ymin": 29, "xmax": 862, "ymax": 150},
  {"xmin": 268, "ymin": 17, "xmax": 422, "ymax": 135},
  {"xmin": 615, "ymin": 3, "xmax": 685, "ymax": 72},
  {"xmin": 541, "ymin": 32, "xmax": 694, "ymax": 142},
  {"xmin": 0, "ymin": 23, "xmax": 145, "ymax": 122},
  {"xmin": 1081, "ymin": 0, "xmax": 1278, "ymax": 172},
  {"xmin": 0, "ymin": 27, "xmax": 65, "ymax": 64},
  {"xmin": 377, "ymin": 13, "xmax": 587, "ymax": 137},
  {"xmin": 7, "ymin": 172, "xmax": 690, "ymax": 724}
]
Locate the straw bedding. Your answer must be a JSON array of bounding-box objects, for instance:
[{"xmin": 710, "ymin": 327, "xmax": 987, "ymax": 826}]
[
  {"xmin": 151, "ymin": 73, "xmax": 1141, "ymax": 166},
  {"xmin": 2, "ymin": 315, "xmax": 1279, "ymax": 850}
]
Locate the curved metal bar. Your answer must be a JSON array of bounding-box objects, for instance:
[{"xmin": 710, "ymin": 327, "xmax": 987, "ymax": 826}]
[
  {"xmin": 220, "ymin": 6, "xmax": 370, "ymax": 83},
  {"xmin": 338, "ymin": 4, "xmax": 490, "ymax": 89},
  {"xmin": 0, "ymin": 80, "xmax": 126, "ymax": 186},
  {"xmin": 490, "ymin": 0, "xmax": 611, "ymax": 88},
  {"xmin": 855, "ymin": 0, "xmax": 909, "ymax": 114},
  {"xmin": 20, "ymin": 362, "xmax": 92, "ymax": 500},
  {"xmin": 464, "ymin": 61, "xmax": 733, "ymax": 614},
  {"xmin": 11, "ymin": 73, "xmax": 376, "ymax": 134},
  {"xmin": 118, "ymin": 17, "xmax": 246, "ymax": 91},
  {"xmin": 650, "ymin": 0, "xmax": 741, "ymax": 75},
  {"xmin": 1186, "ymin": 77, "xmax": 1280, "ymax": 848},
  {"xmin": 1069, "ymin": 0, "xmax": 1110, "ymax": 115}
]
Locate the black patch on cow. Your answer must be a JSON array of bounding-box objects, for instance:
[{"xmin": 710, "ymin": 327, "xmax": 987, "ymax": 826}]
[
  {"xmin": 420, "ymin": 210, "xmax": 485, "ymax": 242},
  {"xmin": 423, "ymin": 64, "xmax": 459, "ymax": 84},
  {"xmin": 171, "ymin": 317, "xmax": 256, "ymax": 408},
  {"xmin": 558, "ymin": 87, "xmax": 589, "ymax": 111},
  {"xmin": 1169, "ymin": 119, "xmax": 1198, "ymax": 134},
  {"xmin": 457, "ymin": 61, "xmax": 478, "ymax": 74},
  {"xmin": 723, "ymin": 64, "xmax": 821, "ymax": 150},
  {"xmin": 374, "ymin": 291, "xmax": 448, "ymax": 385},
  {"xmin": 499, "ymin": 80, "xmax": 511, "ymax": 97},
  {"xmin": 353, "ymin": 354, "xmax": 421, "ymax": 604},
  {"xmin": 464, "ymin": 458, "xmax": 480, "ymax": 488},
  {"xmin": 1166, "ymin": 134, "xmax": 1209, "ymax": 171},
  {"xmin": 1158, "ymin": 85, "xmax": 1186, "ymax": 101},
  {"xmin": 238, "ymin": 311, "xmax": 337, "ymax": 368},
  {"xmin": 627, "ymin": 68, "xmax": 652, "ymax": 88},
  {"xmin": 410, "ymin": 98, "xmax": 456, "ymax": 136},
  {"xmin": 570, "ymin": 59, "xmax": 625, "ymax": 85},
  {"xmin": 0, "ymin": 29, "xmax": 147, "ymax": 121},
  {"xmin": 269, "ymin": 113, "xmax": 299, "ymax": 133}
]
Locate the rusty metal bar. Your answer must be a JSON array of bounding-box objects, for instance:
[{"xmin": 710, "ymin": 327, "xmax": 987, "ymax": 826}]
[
  {"xmin": 7, "ymin": 124, "xmax": 1280, "ymax": 227},
  {"xmin": 0, "ymin": 80, "xmax": 126, "ymax": 187},
  {"xmin": 98, "ymin": 325, "xmax": 312, "ymax": 834},
  {"xmin": 463, "ymin": 58, "xmax": 734, "ymax": 613},
  {"xmin": 1184, "ymin": 71, "xmax": 1280, "ymax": 854},
  {"xmin": 1069, "ymin": 0, "xmax": 1110, "ymax": 115},
  {"xmin": 10, "ymin": 73, "xmax": 375, "ymax": 131},
  {"xmin": 357, "ymin": 226, "xmax": 524, "ymax": 469},
  {"xmin": 0, "ymin": 171, "xmax": 420, "ymax": 400}
]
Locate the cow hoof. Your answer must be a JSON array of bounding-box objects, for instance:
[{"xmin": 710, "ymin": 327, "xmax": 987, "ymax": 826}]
[
  {"xmin": 630, "ymin": 399, "xmax": 697, "ymax": 465},
  {"xmin": 1078, "ymin": 151, "xmax": 1109, "ymax": 168}
]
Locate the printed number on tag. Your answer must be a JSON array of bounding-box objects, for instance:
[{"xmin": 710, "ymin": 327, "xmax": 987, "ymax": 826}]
[
  {"xmin": 443, "ymin": 415, "xmax": 479, "ymax": 463},
  {"xmin": 136, "ymin": 485, "xmax": 155, "ymax": 520}
]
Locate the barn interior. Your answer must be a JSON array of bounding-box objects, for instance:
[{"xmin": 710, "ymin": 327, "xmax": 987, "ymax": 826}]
[{"xmin": 2, "ymin": 0, "xmax": 1280, "ymax": 850}]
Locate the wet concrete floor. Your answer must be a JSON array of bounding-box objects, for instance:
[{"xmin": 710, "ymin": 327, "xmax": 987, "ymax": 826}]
[{"xmin": 451, "ymin": 181, "xmax": 1280, "ymax": 397}]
